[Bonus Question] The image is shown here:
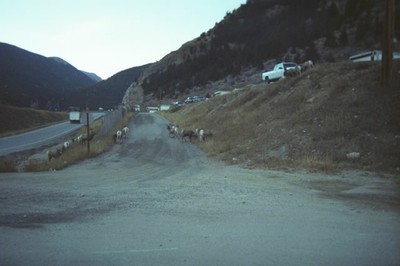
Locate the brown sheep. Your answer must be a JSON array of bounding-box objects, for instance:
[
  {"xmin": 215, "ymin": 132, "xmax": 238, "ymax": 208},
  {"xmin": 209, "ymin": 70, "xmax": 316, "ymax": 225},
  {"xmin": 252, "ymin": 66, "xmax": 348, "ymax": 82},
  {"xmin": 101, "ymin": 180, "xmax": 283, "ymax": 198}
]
[
  {"xmin": 47, "ymin": 148, "xmax": 62, "ymax": 161},
  {"xmin": 181, "ymin": 129, "xmax": 195, "ymax": 143}
]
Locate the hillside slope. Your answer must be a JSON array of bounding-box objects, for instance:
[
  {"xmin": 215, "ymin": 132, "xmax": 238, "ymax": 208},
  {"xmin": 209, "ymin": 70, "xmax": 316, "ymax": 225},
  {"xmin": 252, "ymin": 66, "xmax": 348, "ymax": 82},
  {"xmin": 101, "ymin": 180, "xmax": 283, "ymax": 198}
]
[
  {"xmin": 0, "ymin": 43, "xmax": 97, "ymax": 109},
  {"xmin": 48, "ymin": 57, "xmax": 102, "ymax": 82},
  {"xmin": 67, "ymin": 64, "xmax": 151, "ymax": 110},
  {"xmin": 123, "ymin": 0, "xmax": 399, "ymax": 109},
  {"xmin": 164, "ymin": 61, "xmax": 400, "ymax": 173},
  {"xmin": 0, "ymin": 105, "xmax": 67, "ymax": 136}
]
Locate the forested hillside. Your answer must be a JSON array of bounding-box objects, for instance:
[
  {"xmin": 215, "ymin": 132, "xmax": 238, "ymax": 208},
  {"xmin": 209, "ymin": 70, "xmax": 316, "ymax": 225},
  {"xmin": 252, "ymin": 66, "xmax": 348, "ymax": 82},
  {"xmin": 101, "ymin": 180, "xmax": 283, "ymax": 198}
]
[
  {"xmin": 128, "ymin": 0, "xmax": 399, "ymax": 104},
  {"xmin": 1, "ymin": 0, "xmax": 399, "ymax": 111},
  {"xmin": 0, "ymin": 42, "xmax": 97, "ymax": 110},
  {"xmin": 66, "ymin": 63, "xmax": 152, "ymax": 110}
]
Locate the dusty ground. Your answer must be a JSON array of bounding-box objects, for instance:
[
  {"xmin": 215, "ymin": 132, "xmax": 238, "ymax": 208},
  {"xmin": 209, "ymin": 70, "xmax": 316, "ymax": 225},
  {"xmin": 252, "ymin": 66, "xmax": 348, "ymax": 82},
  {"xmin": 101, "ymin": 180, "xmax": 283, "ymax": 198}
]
[{"xmin": 0, "ymin": 113, "xmax": 399, "ymax": 265}]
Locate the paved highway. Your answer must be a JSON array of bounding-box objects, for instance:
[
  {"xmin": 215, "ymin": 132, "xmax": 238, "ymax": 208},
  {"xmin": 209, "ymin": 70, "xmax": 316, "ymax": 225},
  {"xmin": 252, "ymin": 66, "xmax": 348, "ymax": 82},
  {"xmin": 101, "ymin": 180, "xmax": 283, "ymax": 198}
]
[{"xmin": 0, "ymin": 112, "xmax": 105, "ymax": 156}]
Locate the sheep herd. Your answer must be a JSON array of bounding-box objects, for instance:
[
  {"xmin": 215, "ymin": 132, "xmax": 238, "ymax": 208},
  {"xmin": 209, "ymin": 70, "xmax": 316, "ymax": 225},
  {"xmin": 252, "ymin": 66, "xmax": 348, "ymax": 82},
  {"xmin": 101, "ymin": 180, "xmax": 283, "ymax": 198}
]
[
  {"xmin": 167, "ymin": 124, "xmax": 213, "ymax": 143},
  {"xmin": 113, "ymin": 126, "xmax": 129, "ymax": 144},
  {"xmin": 46, "ymin": 125, "xmax": 129, "ymax": 163},
  {"xmin": 46, "ymin": 122, "xmax": 209, "ymax": 162},
  {"xmin": 46, "ymin": 131, "xmax": 96, "ymax": 161}
]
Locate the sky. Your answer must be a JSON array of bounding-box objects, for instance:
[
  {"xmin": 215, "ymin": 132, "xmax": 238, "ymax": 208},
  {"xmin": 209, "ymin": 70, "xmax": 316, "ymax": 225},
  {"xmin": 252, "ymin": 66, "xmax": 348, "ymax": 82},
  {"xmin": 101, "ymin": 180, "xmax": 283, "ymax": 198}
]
[{"xmin": 1, "ymin": 0, "xmax": 247, "ymax": 79}]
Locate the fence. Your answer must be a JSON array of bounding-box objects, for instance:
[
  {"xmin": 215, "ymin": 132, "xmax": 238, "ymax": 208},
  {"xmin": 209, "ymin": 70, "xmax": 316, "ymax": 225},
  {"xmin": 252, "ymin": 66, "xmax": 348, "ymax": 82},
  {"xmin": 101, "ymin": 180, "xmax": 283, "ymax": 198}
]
[{"xmin": 96, "ymin": 108, "xmax": 124, "ymax": 138}]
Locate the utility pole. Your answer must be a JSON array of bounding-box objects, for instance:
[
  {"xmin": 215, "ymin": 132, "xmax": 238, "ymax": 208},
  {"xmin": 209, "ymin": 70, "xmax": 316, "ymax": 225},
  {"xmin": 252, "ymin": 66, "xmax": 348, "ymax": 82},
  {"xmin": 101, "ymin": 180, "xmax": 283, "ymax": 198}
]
[
  {"xmin": 86, "ymin": 109, "xmax": 90, "ymax": 155},
  {"xmin": 382, "ymin": 0, "xmax": 395, "ymax": 89}
]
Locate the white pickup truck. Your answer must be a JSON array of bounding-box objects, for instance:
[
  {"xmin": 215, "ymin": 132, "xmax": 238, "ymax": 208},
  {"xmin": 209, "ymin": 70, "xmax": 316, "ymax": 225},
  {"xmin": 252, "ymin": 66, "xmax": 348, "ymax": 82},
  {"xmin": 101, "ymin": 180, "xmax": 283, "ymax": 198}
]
[{"xmin": 262, "ymin": 62, "xmax": 300, "ymax": 83}]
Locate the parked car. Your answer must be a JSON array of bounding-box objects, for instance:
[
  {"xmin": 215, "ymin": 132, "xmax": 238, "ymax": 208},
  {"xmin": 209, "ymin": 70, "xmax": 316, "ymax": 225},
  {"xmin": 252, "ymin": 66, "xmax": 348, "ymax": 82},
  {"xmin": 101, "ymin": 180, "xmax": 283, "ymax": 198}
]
[
  {"xmin": 193, "ymin": 96, "xmax": 207, "ymax": 102},
  {"xmin": 214, "ymin": 90, "xmax": 231, "ymax": 96},
  {"xmin": 262, "ymin": 62, "xmax": 300, "ymax": 83},
  {"xmin": 173, "ymin": 101, "xmax": 184, "ymax": 107},
  {"xmin": 185, "ymin": 96, "xmax": 207, "ymax": 104},
  {"xmin": 349, "ymin": 50, "xmax": 400, "ymax": 62},
  {"xmin": 184, "ymin": 97, "xmax": 195, "ymax": 104}
]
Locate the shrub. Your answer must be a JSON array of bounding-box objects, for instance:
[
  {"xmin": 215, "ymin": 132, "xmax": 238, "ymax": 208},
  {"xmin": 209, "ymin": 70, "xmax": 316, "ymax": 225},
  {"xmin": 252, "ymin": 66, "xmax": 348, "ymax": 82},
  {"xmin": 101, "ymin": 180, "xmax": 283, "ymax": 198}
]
[
  {"xmin": 296, "ymin": 151, "xmax": 334, "ymax": 172},
  {"xmin": 0, "ymin": 160, "xmax": 17, "ymax": 172}
]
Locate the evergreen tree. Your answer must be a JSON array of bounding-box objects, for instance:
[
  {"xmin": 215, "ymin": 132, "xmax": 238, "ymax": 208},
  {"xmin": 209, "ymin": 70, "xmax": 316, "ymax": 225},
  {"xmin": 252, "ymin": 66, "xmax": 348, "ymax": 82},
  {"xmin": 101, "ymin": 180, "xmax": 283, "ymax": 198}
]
[
  {"xmin": 326, "ymin": 2, "xmax": 342, "ymax": 30},
  {"xmin": 325, "ymin": 31, "xmax": 337, "ymax": 47},
  {"xmin": 355, "ymin": 20, "xmax": 370, "ymax": 43},
  {"xmin": 339, "ymin": 28, "xmax": 348, "ymax": 45}
]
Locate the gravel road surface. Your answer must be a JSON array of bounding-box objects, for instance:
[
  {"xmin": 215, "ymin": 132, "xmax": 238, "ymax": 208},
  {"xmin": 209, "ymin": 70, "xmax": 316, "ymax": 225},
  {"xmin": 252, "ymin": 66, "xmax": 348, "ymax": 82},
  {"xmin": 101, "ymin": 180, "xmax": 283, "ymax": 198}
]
[{"xmin": 0, "ymin": 113, "xmax": 399, "ymax": 265}]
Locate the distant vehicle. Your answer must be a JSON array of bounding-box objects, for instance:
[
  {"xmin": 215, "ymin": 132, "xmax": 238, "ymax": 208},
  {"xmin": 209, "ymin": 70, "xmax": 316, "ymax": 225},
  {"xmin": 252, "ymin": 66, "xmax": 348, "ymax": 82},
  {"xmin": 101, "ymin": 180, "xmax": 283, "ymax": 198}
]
[
  {"xmin": 214, "ymin": 90, "xmax": 231, "ymax": 96},
  {"xmin": 185, "ymin": 96, "xmax": 207, "ymax": 103},
  {"xmin": 173, "ymin": 101, "xmax": 184, "ymax": 107},
  {"xmin": 160, "ymin": 105, "xmax": 171, "ymax": 111},
  {"xmin": 146, "ymin": 106, "xmax": 159, "ymax": 113},
  {"xmin": 185, "ymin": 97, "xmax": 195, "ymax": 104},
  {"xmin": 349, "ymin": 50, "xmax": 400, "ymax": 62},
  {"xmin": 69, "ymin": 111, "xmax": 81, "ymax": 124},
  {"xmin": 193, "ymin": 96, "xmax": 207, "ymax": 102},
  {"xmin": 262, "ymin": 62, "xmax": 300, "ymax": 83}
]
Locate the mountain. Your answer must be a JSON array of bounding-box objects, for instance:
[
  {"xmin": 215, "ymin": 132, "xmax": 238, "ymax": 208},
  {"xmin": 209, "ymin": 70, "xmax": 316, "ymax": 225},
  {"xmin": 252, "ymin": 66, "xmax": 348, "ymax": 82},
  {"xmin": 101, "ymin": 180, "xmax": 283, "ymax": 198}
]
[
  {"xmin": 0, "ymin": 42, "xmax": 97, "ymax": 110},
  {"xmin": 80, "ymin": 71, "xmax": 102, "ymax": 82},
  {"xmin": 65, "ymin": 63, "xmax": 152, "ymax": 110},
  {"xmin": 48, "ymin": 57, "xmax": 102, "ymax": 82},
  {"xmin": 122, "ymin": 0, "xmax": 400, "ymax": 109},
  {"xmin": 2, "ymin": 0, "xmax": 398, "ymax": 112}
]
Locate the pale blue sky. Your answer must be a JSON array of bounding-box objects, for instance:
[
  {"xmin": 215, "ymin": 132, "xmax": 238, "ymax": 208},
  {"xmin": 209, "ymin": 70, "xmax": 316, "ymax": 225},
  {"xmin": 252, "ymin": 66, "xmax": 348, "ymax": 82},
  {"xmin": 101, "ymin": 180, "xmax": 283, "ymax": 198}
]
[{"xmin": 1, "ymin": 0, "xmax": 246, "ymax": 79}]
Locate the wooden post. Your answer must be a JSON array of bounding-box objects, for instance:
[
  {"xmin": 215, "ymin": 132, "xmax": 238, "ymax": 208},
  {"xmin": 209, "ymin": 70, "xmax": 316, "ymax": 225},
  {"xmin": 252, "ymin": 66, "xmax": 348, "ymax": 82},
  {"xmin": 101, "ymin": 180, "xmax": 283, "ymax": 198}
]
[
  {"xmin": 382, "ymin": 0, "xmax": 395, "ymax": 89},
  {"xmin": 86, "ymin": 111, "xmax": 90, "ymax": 155}
]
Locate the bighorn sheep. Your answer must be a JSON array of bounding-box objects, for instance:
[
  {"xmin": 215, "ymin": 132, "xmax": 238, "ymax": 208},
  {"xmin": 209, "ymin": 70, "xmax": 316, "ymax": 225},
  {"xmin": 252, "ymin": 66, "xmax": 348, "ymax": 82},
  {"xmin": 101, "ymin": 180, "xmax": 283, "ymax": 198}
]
[
  {"xmin": 47, "ymin": 148, "xmax": 62, "ymax": 161},
  {"xmin": 181, "ymin": 129, "xmax": 195, "ymax": 143}
]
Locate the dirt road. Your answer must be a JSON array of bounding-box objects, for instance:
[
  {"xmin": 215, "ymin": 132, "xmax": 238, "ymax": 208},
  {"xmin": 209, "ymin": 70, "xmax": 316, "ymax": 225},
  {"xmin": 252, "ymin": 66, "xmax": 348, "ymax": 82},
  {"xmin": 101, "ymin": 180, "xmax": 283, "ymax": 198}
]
[{"xmin": 0, "ymin": 113, "xmax": 399, "ymax": 265}]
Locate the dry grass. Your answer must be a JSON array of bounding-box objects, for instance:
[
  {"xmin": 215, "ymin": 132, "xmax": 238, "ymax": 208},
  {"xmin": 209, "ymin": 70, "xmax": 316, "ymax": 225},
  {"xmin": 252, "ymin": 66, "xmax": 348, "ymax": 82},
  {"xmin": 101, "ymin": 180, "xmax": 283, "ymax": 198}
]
[
  {"xmin": 24, "ymin": 139, "xmax": 113, "ymax": 172},
  {"xmin": 3, "ymin": 112, "xmax": 134, "ymax": 172},
  {"xmin": 294, "ymin": 150, "xmax": 335, "ymax": 173},
  {"xmin": 162, "ymin": 61, "xmax": 400, "ymax": 173},
  {"xmin": 0, "ymin": 105, "xmax": 68, "ymax": 137},
  {"xmin": 0, "ymin": 160, "xmax": 17, "ymax": 172}
]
